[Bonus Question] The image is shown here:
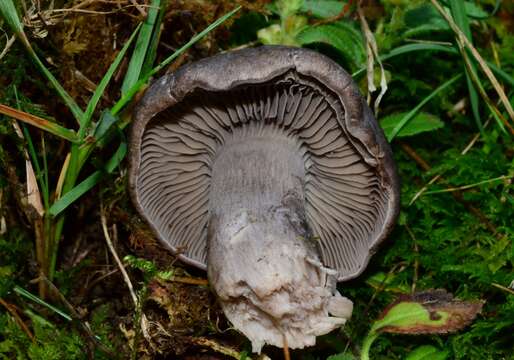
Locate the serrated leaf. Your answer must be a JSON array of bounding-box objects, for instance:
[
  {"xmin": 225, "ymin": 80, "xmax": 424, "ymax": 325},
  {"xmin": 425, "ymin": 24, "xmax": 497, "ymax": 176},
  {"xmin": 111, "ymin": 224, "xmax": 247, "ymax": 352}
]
[
  {"xmin": 297, "ymin": 22, "xmax": 365, "ymax": 69},
  {"xmin": 301, "ymin": 0, "xmax": 344, "ymax": 18},
  {"xmin": 406, "ymin": 345, "xmax": 449, "ymax": 360},
  {"xmin": 380, "ymin": 112, "xmax": 444, "ymax": 138}
]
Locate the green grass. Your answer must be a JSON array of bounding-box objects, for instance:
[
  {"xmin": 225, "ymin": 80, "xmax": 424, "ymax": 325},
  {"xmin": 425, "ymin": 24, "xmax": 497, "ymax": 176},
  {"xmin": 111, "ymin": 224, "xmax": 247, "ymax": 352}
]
[{"xmin": 0, "ymin": 0, "xmax": 513, "ymax": 359}]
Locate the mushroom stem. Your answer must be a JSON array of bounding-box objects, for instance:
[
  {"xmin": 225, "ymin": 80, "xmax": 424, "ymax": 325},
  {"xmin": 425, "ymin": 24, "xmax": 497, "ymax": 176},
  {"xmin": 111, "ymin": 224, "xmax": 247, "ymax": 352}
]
[{"xmin": 207, "ymin": 131, "xmax": 353, "ymax": 352}]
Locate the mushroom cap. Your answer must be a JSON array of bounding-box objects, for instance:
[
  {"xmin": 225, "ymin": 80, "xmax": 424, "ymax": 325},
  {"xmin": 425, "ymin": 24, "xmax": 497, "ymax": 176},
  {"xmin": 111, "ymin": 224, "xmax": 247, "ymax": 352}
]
[{"xmin": 129, "ymin": 45, "xmax": 400, "ymax": 281}]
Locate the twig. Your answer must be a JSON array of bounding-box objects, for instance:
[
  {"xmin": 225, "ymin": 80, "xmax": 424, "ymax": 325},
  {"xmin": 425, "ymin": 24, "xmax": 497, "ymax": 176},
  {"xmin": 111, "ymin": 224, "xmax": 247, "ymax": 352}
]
[
  {"xmin": 39, "ymin": 276, "xmax": 116, "ymax": 357},
  {"xmin": 0, "ymin": 35, "xmax": 16, "ymax": 61},
  {"xmin": 0, "ymin": 297, "xmax": 34, "ymax": 341},
  {"xmin": 405, "ymin": 225, "xmax": 419, "ymax": 293},
  {"xmin": 357, "ymin": 1, "xmax": 387, "ymax": 115},
  {"xmin": 101, "ymin": 208, "xmax": 138, "ymax": 304},
  {"xmin": 422, "ymin": 175, "xmax": 511, "ymax": 195},
  {"xmin": 170, "ymin": 276, "xmax": 208, "ymax": 286},
  {"xmin": 190, "ymin": 337, "xmax": 253, "ymax": 359},
  {"xmin": 401, "ymin": 142, "xmax": 504, "ymax": 240},
  {"xmin": 100, "ymin": 205, "xmax": 156, "ymax": 351},
  {"xmin": 409, "ymin": 119, "xmax": 492, "ymax": 205},
  {"xmin": 129, "ymin": 0, "xmax": 146, "ymax": 17},
  {"xmin": 430, "ymin": 0, "xmax": 514, "ymax": 124},
  {"xmin": 282, "ymin": 334, "xmax": 291, "ymax": 360},
  {"xmin": 491, "ymin": 283, "xmax": 514, "ymax": 295}
]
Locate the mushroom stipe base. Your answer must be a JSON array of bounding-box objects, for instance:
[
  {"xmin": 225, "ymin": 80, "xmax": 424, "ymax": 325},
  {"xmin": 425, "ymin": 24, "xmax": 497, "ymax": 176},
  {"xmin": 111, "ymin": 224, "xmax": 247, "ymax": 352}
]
[{"xmin": 129, "ymin": 46, "xmax": 400, "ymax": 352}]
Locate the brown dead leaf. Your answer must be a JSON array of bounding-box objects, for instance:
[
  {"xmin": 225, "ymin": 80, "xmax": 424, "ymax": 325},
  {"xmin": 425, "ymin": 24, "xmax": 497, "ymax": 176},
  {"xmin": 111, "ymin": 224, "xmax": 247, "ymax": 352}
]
[{"xmin": 377, "ymin": 289, "xmax": 484, "ymax": 335}]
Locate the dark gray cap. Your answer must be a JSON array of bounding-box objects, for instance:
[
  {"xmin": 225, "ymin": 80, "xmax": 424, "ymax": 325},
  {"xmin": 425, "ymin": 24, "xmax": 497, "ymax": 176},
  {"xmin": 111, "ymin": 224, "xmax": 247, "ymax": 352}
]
[{"xmin": 129, "ymin": 45, "xmax": 400, "ymax": 281}]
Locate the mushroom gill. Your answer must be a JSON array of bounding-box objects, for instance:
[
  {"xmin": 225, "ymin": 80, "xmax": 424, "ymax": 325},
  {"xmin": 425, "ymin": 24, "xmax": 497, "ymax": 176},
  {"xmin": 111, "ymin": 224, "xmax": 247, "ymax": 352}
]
[{"xmin": 129, "ymin": 46, "xmax": 399, "ymax": 352}]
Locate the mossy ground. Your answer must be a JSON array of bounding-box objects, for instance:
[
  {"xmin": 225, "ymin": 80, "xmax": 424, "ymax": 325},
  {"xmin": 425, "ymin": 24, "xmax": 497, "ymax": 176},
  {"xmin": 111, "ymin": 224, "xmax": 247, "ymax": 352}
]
[{"xmin": 0, "ymin": 1, "xmax": 513, "ymax": 359}]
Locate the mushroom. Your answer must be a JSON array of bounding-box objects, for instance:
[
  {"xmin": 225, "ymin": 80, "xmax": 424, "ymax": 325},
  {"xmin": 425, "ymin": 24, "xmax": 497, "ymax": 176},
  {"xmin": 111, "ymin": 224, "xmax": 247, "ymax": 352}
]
[{"xmin": 129, "ymin": 46, "xmax": 399, "ymax": 353}]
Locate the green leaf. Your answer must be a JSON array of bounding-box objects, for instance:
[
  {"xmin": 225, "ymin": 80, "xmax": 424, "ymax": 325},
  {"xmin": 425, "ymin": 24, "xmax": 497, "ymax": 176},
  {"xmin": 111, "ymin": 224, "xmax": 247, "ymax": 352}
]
[
  {"xmin": 79, "ymin": 23, "xmax": 141, "ymax": 139},
  {"xmin": 387, "ymin": 74, "xmax": 462, "ymax": 142},
  {"xmin": 297, "ymin": 22, "xmax": 365, "ymax": 69},
  {"xmin": 148, "ymin": 5, "xmax": 241, "ymax": 76},
  {"xmin": 301, "ymin": 0, "xmax": 344, "ymax": 18},
  {"xmin": 406, "ymin": 345, "xmax": 449, "ymax": 360},
  {"xmin": 371, "ymin": 290, "xmax": 483, "ymax": 334},
  {"xmin": 361, "ymin": 290, "xmax": 483, "ymax": 360},
  {"xmin": 380, "ymin": 112, "xmax": 444, "ymax": 138},
  {"xmin": 351, "ymin": 43, "xmax": 514, "ymax": 88},
  {"xmin": 121, "ymin": 0, "xmax": 161, "ymax": 96},
  {"xmin": 372, "ymin": 302, "xmax": 449, "ymax": 332},
  {"xmin": 48, "ymin": 143, "xmax": 127, "ymax": 217}
]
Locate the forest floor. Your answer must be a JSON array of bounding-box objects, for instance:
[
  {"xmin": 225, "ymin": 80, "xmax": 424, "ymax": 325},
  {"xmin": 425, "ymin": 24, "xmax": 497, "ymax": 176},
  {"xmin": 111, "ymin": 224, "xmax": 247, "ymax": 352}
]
[{"xmin": 0, "ymin": 1, "xmax": 513, "ymax": 359}]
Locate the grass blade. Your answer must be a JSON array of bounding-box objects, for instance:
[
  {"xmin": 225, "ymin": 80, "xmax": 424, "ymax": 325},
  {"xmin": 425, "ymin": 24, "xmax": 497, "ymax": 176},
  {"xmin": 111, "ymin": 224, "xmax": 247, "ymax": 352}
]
[
  {"xmin": 13, "ymin": 87, "xmax": 50, "ymax": 207},
  {"xmin": 13, "ymin": 286, "xmax": 72, "ymax": 322},
  {"xmin": 31, "ymin": 56, "xmax": 85, "ymax": 124},
  {"xmin": 111, "ymin": 5, "xmax": 241, "ymax": 116},
  {"xmin": 79, "ymin": 23, "xmax": 142, "ymax": 139},
  {"xmin": 149, "ymin": 6, "xmax": 241, "ymax": 76},
  {"xmin": 141, "ymin": 0, "xmax": 167, "ymax": 76},
  {"xmin": 352, "ymin": 43, "xmax": 513, "ymax": 89},
  {"xmin": 352, "ymin": 43, "xmax": 458, "ymax": 77},
  {"xmin": 0, "ymin": 0, "xmax": 27, "ymax": 45},
  {"xmin": 460, "ymin": 47, "xmax": 513, "ymax": 134},
  {"xmin": 387, "ymin": 74, "xmax": 462, "ymax": 142},
  {"xmin": 121, "ymin": 0, "xmax": 161, "ymax": 96},
  {"xmin": 430, "ymin": 0, "xmax": 514, "ymax": 124},
  {"xmin": 48, "ymin": 143, "xmax": 127, "ymax": 217},
  {"xmin": 48, "ymin": 172, "xmax": 102, "ymax": 217},
  {"xmin": 448, "ymin": 0, "xmax": 482, "ymax": 131},
  {"xmin": 0, "ymin": 0, "xmax": 84, "ymax": 123},
  {"xmin": 0, "ymin": 104, "xmax": 79, "ymax": 142}
]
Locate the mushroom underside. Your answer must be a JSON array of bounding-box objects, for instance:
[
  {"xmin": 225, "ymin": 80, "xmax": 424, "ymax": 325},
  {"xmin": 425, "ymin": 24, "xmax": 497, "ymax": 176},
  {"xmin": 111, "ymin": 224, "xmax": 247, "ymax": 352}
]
[
  {"xmin": 134, "ymin": 72, "xmax": 391, "ymax": 350},
  {"xmin": 136, "ymin": 73, "xmax": 390, "ymax": 278}
]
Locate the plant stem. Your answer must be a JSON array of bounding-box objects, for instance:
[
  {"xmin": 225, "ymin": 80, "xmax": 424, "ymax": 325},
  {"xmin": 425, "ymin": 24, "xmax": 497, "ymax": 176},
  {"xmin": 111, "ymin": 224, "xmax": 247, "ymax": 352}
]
[{"xmin": 360, "ymin": 332, "xmax": 379, "ymax": 360}]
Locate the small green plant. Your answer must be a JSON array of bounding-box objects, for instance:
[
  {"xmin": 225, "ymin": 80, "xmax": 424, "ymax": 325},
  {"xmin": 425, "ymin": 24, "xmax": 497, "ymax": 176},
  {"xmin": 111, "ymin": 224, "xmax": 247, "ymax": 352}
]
[
  {"xmin": 0, "ymin": 0, "xmax": 240, "ymax": 297},
  {"xmin": 326, "ymin": 290, "xmax": 482, "ymax": 360},
  {"xmin": 257, "ymin": 0, "xmax": 514, "ymax": 139}
]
